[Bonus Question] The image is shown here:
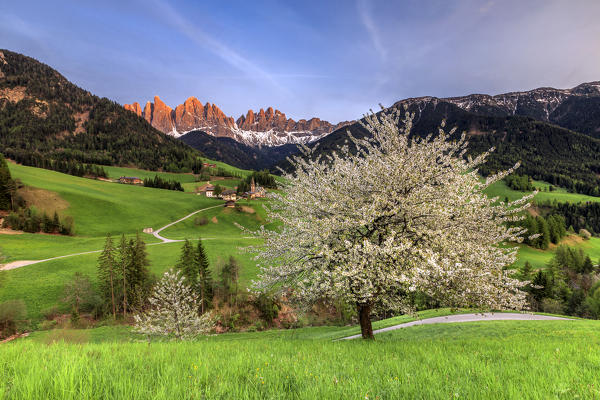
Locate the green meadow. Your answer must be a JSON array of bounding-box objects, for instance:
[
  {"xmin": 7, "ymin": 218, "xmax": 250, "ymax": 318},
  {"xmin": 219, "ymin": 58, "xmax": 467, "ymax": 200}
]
[
  {"xmin": 0, "ymin": 163, "xmax": 262, "ymax": 321},
  {"xmin": 485, "ymin": 179, "xmax": 600, "ymax": 204},
  {"xmin": 7, "ymin": 162, "xmax": 221, "ymax": 236},
  {"xmin": 2, "ymin": 319, "xmax": 598, "ymax": 399}
]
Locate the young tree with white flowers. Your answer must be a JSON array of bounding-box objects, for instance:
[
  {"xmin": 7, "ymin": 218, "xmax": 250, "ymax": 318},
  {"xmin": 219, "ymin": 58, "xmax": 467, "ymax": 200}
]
[
  {"xmin": 251, "ymin": 108, "xmax": 533, "ymax": 339},
  {"xmin": 134, "ymin": 269, "xmax": 214, "ymax": 340}
]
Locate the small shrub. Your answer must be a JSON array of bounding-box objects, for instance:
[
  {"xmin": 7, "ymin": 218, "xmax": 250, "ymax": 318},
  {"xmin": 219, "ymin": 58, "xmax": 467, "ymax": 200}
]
[
  {"xmin": 41, "ymin": 305, "xmax": 60, "ymax": 321},
  {"xmin": 39, "ymin": 319, "xmax": 58, "ymax": 331},
  {"xmin": 254, "ymin": 293, "xmax": 280, "ymax": 323},
  {"xmin": 0, "ymin": 300, "xmax": 27, "ymax": 338},
  {"xmin": 540, "ymin": 298, "xmax": 565, "ymax": 315},
  {"xmin": 194, "ymin": 216, "xmax": 208, "ymax": 226},
  {"xmin": 579, "ymin": 229, "xmax": 592, "ymax": 240}
]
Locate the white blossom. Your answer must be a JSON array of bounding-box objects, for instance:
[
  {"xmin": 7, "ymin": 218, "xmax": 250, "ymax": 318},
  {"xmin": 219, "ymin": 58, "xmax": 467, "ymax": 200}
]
[
  {"xmin": 134, "ymin": 269, "xmax": 214, "ymax": 340},
  {"xmin": 249, "ymin": 108, "xmax": 531, "ymax": 316}
]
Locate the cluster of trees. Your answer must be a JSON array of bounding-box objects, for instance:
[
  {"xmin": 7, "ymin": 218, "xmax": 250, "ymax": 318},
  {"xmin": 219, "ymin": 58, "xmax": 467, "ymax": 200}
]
[
  {"xmin": 519, "ymin": 246, "xmax": 600, "ymax": 318},
  {"xmin": 517, "ymin": 214, "xmax": 567, "ymax": 249},
  {"xmin": 2, "ymin": 151, "xmax": 107, "ymax": 179},
  {"xmin": 236, "ymin": 170, "xmax": 277, "ymax": 194},
  {"xmin": 143, "ymin": 175, "xmax": 184, "ymax": 191},
  {"xmin": 2, "ymin": 208, "xmax": 74, "ymax": 235},
  {"xmin": 505, "ymin": 174, "xmax": 534, "ymax": 191},
  {"xmin": 1, "ymin": 154, "xmax": 74, "ymax": 235},
  {"xmin": 95, "ymin": 234, "xmax": 153, "ymax": 319},
  {"xmin": 542, "ymin": 201, "xmax": 600, "ymax": 236},
  {"xmin": 174, "ymin": 240, "xmax": 214, "ymax": 313}
]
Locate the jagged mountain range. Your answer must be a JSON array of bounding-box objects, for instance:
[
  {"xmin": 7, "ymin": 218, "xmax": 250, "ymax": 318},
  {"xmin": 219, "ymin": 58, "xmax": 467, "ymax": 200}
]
[{"xmin": 124, "ymin": 96, "xmax": 352, "ymax": 146}]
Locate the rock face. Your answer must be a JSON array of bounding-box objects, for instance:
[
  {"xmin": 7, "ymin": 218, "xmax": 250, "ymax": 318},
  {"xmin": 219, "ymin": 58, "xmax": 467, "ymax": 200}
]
[{"xmin": 124, "ymin": 96, "xmax": 352, "ymax": 146}]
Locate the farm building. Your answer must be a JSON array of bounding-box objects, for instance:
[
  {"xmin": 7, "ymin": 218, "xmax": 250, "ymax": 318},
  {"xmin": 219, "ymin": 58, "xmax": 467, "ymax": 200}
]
[{"xmin": 220, "ymin": 189, "xmax": 237, "ymax": 201}]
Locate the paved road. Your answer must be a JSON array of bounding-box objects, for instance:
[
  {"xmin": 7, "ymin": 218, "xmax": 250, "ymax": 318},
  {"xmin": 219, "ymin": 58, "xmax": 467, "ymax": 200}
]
[
  {"xmin": 0, "ymin": 205, "xmax": 224, "ymax": 271},
  {"xmin": 341, "ymin": 312, "xmax": 571, "ymax": 340},
  {"xmin": 151, "ymin": 205, "xmax": 222, "ymax": 243}
]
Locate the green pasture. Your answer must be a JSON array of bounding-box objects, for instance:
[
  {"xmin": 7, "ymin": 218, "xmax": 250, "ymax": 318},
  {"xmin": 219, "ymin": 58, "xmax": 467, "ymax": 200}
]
[
  {"xmin": 7, "ymin": 162, "xmax": 221, "ymax": 236},
  {"xmin": 485, "ymin": 179, "xmax": 600, "ymax": 204},
  {"xmin": 2, "ymin": 319, "xmax": 598, "ymax": 399}
]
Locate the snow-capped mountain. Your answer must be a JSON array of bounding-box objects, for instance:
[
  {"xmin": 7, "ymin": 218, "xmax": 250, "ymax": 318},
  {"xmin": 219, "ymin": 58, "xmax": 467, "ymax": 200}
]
[{"xmin": 124, "ymin": 96, "xmax": 352, "ymax": 147}]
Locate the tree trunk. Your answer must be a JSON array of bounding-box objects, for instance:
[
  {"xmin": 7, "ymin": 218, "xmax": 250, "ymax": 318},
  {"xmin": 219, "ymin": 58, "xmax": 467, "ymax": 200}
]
[
  {"xmin": 109, "ymin": 272, "xmax": 116, "ymax": 319},
  {"xmin": 357, "ymin": 302, "xmax": 374, "ymax": 340}
]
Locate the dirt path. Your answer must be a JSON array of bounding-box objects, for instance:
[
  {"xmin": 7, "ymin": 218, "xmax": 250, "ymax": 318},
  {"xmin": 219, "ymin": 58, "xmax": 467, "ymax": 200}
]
[
  {"xmin": 341, "ymin": 312, "xmax": 572, "ymax": 340},
  {"xmin": 0, "ymin": 205, "xmax": 224, "ymax": 271}
]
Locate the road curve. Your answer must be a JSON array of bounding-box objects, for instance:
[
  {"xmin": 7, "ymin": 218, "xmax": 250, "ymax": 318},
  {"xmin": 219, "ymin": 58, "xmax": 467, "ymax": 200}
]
[
  {"xmin": 0, "ymin": 204, "xmax": 224, "ymax": 271},
  {"xmin": 341, "ymin": 312, "xmax": 572, "ymax": 340},
  {"xmin": 151, "ymin": 205, "xmax": 222, "ymax": 243}
]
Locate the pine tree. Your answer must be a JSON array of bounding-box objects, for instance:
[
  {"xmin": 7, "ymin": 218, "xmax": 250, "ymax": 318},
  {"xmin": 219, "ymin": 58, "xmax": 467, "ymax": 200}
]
[
  {"xmin": 98, "ymin": 234, "xmax": 118, "ymax": 318},
  {"xmin": 127, "ymin": 233, "xmax": 151, "ymax": 311},
  {"xmin": 196, "ymin": 239, "xmax": 213, "ymax": 313},
  {"xmin": 537, "ymin": 217, "xmax": 551, "ymax": 250},
  {"xmin": 175, "ymin": 239, "xmax": 197, "ymax": 286},
  {"xmin": 520, "ymin": 261, "xmax": 533, "ymax": 281}
]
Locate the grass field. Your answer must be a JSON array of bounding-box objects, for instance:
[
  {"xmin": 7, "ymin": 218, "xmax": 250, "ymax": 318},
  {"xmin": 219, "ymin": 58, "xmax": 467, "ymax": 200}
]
[
  {"xmin": 485, "ymin": 179, "xmax": 600, "ymax": 204},
  {"xmin": 2, "ymin": 319, "xmax": 598, "ymax": 399},
  {"xmin": 7, "ymin": 162, "xmax": 221, "ymax": 236}
]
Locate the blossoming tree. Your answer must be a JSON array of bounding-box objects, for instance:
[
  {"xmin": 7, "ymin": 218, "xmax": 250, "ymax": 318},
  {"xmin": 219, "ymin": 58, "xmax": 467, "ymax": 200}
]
[
  {"xmin": 134, "ymin": 269, "xmax": 214, "ymax": 340},
  {"xmin": 252, "ymin": 108, "xmax": 533, "ymax": 339}
]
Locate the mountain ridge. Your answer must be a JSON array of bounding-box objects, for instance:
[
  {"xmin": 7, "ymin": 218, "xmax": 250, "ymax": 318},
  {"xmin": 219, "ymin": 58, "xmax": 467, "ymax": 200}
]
[{"xmin": 124, "ymin": 96, "xmax": 352, "ymax": 147}]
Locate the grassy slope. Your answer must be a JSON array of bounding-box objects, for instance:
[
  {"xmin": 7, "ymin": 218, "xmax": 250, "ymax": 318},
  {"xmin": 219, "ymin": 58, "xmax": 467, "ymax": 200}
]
[
  {"xmin": 3, "ymin": 319, "xmax": 598, "ymax": 399},
  {"xmin": 7, "ymin": 162, "xmax": 222, "ymax": 236},
  {"xmin": 485, "ymin": 180, "xmax": 600, "ymax": 269},
  {"xmin": 485, "ymin": 179, "xmax": 600, "ymax": 204},
  {"xmin": 1, "ymin": 163, "xmax": 264, "ymax": 320}
]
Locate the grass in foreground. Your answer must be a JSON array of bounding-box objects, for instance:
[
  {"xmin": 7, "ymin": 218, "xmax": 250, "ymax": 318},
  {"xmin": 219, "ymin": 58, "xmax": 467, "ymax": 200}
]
[{"xmin": 2, "ymin": 319, "xmax": 598, "ymax": 399}]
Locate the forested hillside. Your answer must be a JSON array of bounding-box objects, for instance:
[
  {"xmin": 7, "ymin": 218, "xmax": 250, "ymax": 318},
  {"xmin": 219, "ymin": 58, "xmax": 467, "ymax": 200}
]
[
  {"xmin": 279, "ymin": 100, "xmax": 600, "ymax": 195},
  {"xmin": 0, "ymin": 50, "xmax": 202, "ymax": 172}
]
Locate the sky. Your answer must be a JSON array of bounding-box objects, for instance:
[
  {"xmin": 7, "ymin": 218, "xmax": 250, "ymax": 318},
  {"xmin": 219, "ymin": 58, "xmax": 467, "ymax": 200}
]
[{"xmin": 1, "ymin": 0, "xmax": 599, "ymax": 122}]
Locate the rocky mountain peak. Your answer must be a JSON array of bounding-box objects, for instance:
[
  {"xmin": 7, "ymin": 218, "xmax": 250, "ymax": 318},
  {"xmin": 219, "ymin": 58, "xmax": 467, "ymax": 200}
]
[{"xmin": 124, "ymin": 97, "xmax": 352, "ymax": 146}]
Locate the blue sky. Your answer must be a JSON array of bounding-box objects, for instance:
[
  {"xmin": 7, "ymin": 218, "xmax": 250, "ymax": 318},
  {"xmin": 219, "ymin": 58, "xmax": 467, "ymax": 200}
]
[{"xmin": 1, "ymin": 0, "xmax": 599, "ymax": 122}]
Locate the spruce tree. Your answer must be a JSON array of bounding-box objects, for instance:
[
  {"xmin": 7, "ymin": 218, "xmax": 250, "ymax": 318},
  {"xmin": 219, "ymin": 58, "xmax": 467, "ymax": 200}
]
[
  {"xmin": 127, "ymin": 233, "xmax": 151, "ymax": 310},
  {"xmin": 98, "ymin": 234, "xmax": 118, "ymax": 318},
  {"xmin": 175, "ymin": 239, "xmax": 197, "ymax": 286},
  {"xmin": 196, "ymin": 239, "xmax": 213, "ymax": 313}
]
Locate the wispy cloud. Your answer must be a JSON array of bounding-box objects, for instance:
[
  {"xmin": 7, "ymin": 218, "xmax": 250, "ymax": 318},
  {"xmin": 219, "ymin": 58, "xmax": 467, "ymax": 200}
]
[
  {"xmin": 146, "ymin": 0, "xmax": 285, "ymax": 92},
  {"xmin": 357, "ymin": 0, "xmax": 387, "ymax": 61}
]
